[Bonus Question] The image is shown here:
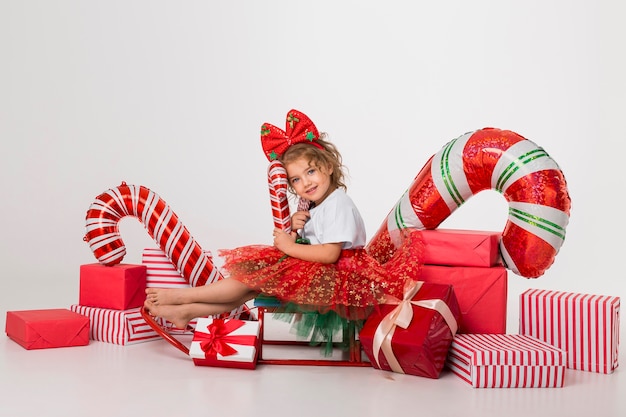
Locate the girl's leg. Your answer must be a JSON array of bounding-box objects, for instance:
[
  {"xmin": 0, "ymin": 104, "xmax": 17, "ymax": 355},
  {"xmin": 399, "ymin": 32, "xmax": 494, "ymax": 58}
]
[
  {"xmin": 146, "ymin": 278, "xmax": 253, "ymax": 306},
  {"xmin": 144, "ymin": 290, "xmax": 257, "ymax": 330}
]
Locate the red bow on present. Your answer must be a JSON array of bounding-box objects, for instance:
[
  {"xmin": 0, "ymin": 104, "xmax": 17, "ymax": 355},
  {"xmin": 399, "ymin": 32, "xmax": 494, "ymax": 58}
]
[
  {"xmin": 195, "ymin": 319, "xmax": 258, "ymax": 358},
  {"xmin": 261, "ymin": 109, "xmax": 322, "ymax": 161}
]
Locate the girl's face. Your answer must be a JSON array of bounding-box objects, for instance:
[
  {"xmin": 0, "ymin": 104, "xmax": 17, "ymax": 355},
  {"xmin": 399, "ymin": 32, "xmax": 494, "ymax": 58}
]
[{"xmin": 285, "ymin": 157, "xmax": 335, "ymax": 206}]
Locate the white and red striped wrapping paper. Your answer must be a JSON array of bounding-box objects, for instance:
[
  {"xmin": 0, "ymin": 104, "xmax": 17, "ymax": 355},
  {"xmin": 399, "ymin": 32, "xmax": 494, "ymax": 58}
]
[
  {"xmin": 70, "ymin": 305, "xmax": 161, "ymax": 345},
  {"xmin": 446, "ymin": 333, "xmax": 566, "ymax": 388},
  {"xmin": 142, "ymin": 247, "xmax": 212, "ymax": 289},
  {"xmin": 141, "ymin": 248, "xmax": 249, "ymax": 327},
  {"xmin": 519, "ymin": 288, "xmax": 620, "ymax": 374}
]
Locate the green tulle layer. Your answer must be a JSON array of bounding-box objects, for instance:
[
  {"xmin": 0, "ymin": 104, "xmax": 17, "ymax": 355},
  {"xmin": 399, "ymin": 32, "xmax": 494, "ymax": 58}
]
[{"xmin": 256, "ymin": 297, "xmax": 364, "ymax": 357}]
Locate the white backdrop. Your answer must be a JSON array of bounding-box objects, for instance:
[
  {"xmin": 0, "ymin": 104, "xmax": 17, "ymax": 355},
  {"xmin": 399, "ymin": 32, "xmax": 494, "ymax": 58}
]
[{"xmin": 1, "ymin": 0, "xmax": 624, "ymax": 333}]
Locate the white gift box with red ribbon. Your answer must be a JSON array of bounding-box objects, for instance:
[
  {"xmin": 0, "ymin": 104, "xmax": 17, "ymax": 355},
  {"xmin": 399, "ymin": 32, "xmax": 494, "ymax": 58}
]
[
  {"xmin": 189, "ymin": 318, "xmax": 260, "ymax": 369},
  {"xmin": 519, "ymin": 288, "xmax": 620, "ymax": 374},
  {"xmin": 70, "ymin": 305, "xmax": 161, "ymax": 345},
  {"xmin": 447, "ymin": 333, "xmax": 566, "ymax": 388}
]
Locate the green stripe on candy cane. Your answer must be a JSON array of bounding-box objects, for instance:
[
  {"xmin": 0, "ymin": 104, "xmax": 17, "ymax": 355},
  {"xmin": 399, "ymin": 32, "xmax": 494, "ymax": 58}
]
[
  {"xmin": 507, "ymin": 201, "xmax": 569, "ymax": 250},
  {"xmin": 440, "ymin": 138, "xmax": 465, "ymax": 207},
  {"xmin": 509, "ymin": 207, "xmax": 567, "ymax": 241},
  {"xmin": 394, "ymin": 198, "xmax": 407, "ymax": 230},
  {"xmin": 386, "ymin": 191, "xmax": 424, "ymax": 246},
  {"xmin": 496, "ymin": 148, "xmax": 550, "ymax": 192}
]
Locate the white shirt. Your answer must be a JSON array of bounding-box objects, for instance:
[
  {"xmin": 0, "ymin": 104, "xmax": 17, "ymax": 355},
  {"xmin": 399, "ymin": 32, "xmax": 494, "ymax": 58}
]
[{"xmin": 301, "ymin": 188, "xmax": 366, "ymax": 249}]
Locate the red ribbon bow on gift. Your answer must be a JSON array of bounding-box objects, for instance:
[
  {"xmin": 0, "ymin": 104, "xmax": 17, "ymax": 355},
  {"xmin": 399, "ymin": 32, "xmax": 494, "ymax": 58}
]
[
  {"xmin": 261, "ymin": 109, "xmax": 322, "ymax": 161},
  {"xmin": 195, "ymin": 319, "xmax": 258, "ymax": 358},
  {"xmin": 372, "ymin": 281, "xmax": 459, "ymax": 374}
]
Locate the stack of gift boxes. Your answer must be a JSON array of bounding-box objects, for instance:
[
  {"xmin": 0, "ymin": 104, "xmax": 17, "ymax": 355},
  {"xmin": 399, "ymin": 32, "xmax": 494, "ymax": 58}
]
[
  {"xmin": 5, "ymin": 230, "xmax": 621, "ymax": 381},
  {"xmin": 70, "ymin": 248, "xmax": 249, "ymax": 346},
  {"xmin": 5, "ymin": 262, "xmax": 162, "ymax": 349},
  {"xmin": 358, "ymin": 229, "xmax": 621, "ymax": 388},
  {"xmin": 69, "ymin": 262, "xmax": 165, "ymax": 345}
]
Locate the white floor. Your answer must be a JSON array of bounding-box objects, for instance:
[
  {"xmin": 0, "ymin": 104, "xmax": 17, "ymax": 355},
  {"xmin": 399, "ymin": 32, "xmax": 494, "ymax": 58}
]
[{"xmin": 2, "ymin": 313, "xmax": 624, "ymax": 417}]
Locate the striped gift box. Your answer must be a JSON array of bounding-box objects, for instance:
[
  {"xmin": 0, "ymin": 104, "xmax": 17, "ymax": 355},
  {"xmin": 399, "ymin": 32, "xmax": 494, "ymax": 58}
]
[
  {"xmin": 142, "ymin": 247, "xmax": 212, "ymax": 289},
  {"xmin": 141, "ymin": 248, "xmax": 203, "ymax": 331},
  {"xmin": 446, "ymin": 333, "xmax": 566, "ymax": 388},
  {"xmin": 519, "ymin": 289, "xmax": 620, "ymax": 374},
  {"xmin": 70, "ymin": 305, "xmax": 161, "ymax": 345},
  {"xmin": 141, "ymin": 248, "xmax": 250, "ymax": 326}
]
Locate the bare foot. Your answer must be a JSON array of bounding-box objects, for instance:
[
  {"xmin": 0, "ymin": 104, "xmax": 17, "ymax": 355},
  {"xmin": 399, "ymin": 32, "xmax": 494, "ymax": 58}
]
[
  {"xmin": 144, "ymin": 300, "xmax": 194, "ymax": 330},
  {"xmin": 145, "ymin": 287, "xmax": 194, "ymax": 305}
]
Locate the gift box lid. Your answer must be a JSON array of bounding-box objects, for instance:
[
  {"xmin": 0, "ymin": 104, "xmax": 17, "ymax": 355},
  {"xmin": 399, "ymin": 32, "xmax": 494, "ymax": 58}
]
[
  {"xmin": 451, "ymin": 334, "xmax": 565, "ymax": 366},
  {"xmin": 419, "ymin": 229, "xmax": 502, "ymax": 267},
  {"xmin": 520, "ymin": 288, "xmax": 620, "ymax": 306}
]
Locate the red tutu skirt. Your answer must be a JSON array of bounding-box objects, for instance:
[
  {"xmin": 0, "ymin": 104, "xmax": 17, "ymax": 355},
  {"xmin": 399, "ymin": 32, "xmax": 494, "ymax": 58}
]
[{"xmin": 219, "ymin": 229, "xmax": 424, "ymax": 321}]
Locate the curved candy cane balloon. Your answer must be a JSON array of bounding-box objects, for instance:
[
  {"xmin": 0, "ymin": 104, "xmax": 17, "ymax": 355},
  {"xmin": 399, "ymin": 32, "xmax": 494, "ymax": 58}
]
[
  {"xmin": 84, "ymin": 182, "xmax": 222, "ymax": 287},
  {"xmin": 366, "ymin": 127, "xmax": 571, "ymax": 278}
]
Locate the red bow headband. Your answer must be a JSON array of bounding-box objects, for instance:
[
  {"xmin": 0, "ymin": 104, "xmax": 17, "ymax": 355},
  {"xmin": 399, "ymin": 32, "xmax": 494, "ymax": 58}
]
[{"xmin": 261, "ymin": 109, "xmax": 322, "ymax": 161}]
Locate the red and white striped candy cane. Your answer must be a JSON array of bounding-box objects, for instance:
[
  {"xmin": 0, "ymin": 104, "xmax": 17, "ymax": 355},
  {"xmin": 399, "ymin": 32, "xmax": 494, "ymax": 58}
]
[
  {"xmin": 366, "ymin": 127, "xmax": 571, "ymax": 278},
  {"xmin": 267, "ymin": 160, "xmax": 292, "ymax": 232},
  {"xmin": 84, "ymin": 182, "xmax": 222, "ymax": 287},
  {"xmin": 267, "ymin": 160, "xmax": 313, "ymax": 233}
]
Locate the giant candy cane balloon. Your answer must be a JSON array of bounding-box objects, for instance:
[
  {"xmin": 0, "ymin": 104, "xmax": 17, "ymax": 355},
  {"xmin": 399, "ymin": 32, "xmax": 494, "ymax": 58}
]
[
  {"xmin": 366, "ymin": 127, "xmax": 571, "ymax": 278},
  {"xmin": 84, "ymin": 182, "xmax": 222, "ymax": 287}
]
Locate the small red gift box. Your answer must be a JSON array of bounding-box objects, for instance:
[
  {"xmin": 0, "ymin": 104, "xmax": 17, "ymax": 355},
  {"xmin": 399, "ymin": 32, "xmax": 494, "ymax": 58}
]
[
  {"xmin": 189, "ymin": 317, "xmax": 260, "ymax": 370},
  {"xmin": 519, "ymin": 289, "xmax": 620, "ymax": 374},
  {"xmin": 420, "ymin": 229, "xmax": 501, "ymax": 267},
  {"xmin": 70, "ymin": 305, "xmax": 162, "ymax": 345},
  {"xmin": 420, "ymin": 265, "xmax": 507, "ymax": 334},
  {"xmin": 446, "ymin": 333, "xmax": 566, "ymax": 388},
  {"xmin": 359, "ymin": 281, "xmax": 461, "ymax": 378},
  {"xmin": 5, "ymin": 309, "xmax": 90, "ymax": 350},
  {"xmin": 79, "ymin": 263, "xmax": 147, "ymax": 310}
]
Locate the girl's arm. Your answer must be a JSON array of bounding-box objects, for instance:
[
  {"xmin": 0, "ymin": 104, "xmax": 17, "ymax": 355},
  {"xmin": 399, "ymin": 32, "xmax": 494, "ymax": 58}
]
[{"xmin": 273, "ymin": 228, "xmax": 342, "ymax": 264}]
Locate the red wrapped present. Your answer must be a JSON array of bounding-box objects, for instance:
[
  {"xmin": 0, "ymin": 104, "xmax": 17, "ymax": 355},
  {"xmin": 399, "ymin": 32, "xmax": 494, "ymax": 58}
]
[
  {"xmin": 520, "ymin": 289, "xmax": 620, "ymax": 374},
  {"xmin": 189, "ymin": 317, "xmax": 260, "ymax": 370},
  {"xmin": 359, "ymin": 281, "xmax": 461, "ymax": 378},
  {"xmin": 5, "ymin": 309, "xmax": 90, "ymax": 350},
  {"xmin": 70, "ymin": 305, "xmax": 162, "ymax": 345},
  {"xmin": 446, "ymin": 333, "xmax": 566, "ymax": 388},
  {"xmin": 420, "ymin": 229, "xmax": 501, "ymax": 267},
  {"xmin": 79, "ymin": 263, "xmax": 147, "ymax": 310},
  {"xmin": 421, "ymin": 265, "xmax": 507, "ymax": 334}
]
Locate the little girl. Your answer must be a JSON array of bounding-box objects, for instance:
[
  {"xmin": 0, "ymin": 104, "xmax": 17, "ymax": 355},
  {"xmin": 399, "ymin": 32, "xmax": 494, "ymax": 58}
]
[{"xmin": 144, "ymin": 109, "xmax": 423, "ymax": 330}]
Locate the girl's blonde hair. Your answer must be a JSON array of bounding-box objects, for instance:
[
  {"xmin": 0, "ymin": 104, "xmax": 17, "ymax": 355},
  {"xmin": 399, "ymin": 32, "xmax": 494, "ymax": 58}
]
[{"xmin": 279, "ymin": 133, "xmax": 347, "ymax": 193}]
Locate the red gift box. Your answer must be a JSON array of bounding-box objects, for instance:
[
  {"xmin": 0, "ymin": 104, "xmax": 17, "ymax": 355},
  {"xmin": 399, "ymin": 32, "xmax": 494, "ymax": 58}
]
[
  {"xmin": 446, "ymin": 333, "xmax": 566, "ymax": 388},
  {"xmin": 359, "ymin": 281, "xmax": 461, "ymax": 378},
  {"xmin": 519, "ymin": 289, "xmax": 620, "ymax": 374},
  {"xmin": 420, "ymin": 229, "xmax": 501, "ymax": 267},
  {"xmin": 420, "ymin": 265, "xmax": 507, "ymax": 334},
  {"xmin": 5, "ymin": 309, "xmax": 90, "ymax": 350},
  {"xmin": 70, "ymin": 305, "xmax": 162, "ymax": 345},
  {"xmin": 79, "ymin": 263, "xmax": 147, "ymax": 310},
  {"xmin": 189, "ymin": 317, "xmax": 261, "ymax": 370}
]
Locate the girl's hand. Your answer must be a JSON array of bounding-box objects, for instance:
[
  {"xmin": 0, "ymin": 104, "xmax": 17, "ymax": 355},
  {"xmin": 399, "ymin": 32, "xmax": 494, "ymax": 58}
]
[
  {"xmin": 273, "ymin": 227, "xmax": 296, "ymax": 253},
  {"xmin": 290, "ymin": 210, "xmax": 310, "ymax": 231}
]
